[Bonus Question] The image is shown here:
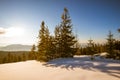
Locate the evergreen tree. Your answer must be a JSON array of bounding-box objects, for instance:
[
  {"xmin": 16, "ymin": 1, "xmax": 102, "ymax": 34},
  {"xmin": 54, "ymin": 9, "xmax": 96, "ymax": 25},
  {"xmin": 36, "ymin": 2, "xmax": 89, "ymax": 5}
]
[
  {"xmin": 112, "ymin": 29, "xmax": 120, "ymax": 59},
  {"xmin": 2, "ymin": 57, "xmax": 8, "ymax": 63},
  {"xmin": 13, "ymin": 54, "xmax": 18, "ymax": 62},
  {"xmin": 74, "ymin": 41, "xmax": 81, "ymax": 55},
  {"xmin": 118, "ymin": 28, "xmax": 120, "ymax": 33},
  {"xmin": 106, "ymin": 31, "xmax": 115, "ymax": 58},
  {"xmin": 54, "ymin": 25, "xmax": 62, "ymax": 58},
  {"xmin": 116, "ymin": 28, "xmax": 120, "ymax": 51},
  {"xmin": 118, "ymin": 28, "xmax": 120, "ymax": 41},
  {"xmin": 37, "ymin": 21, "xmax": 47, "ymax": 61},
  {"xmin": 87, "ymin": 39, "xmax": 96, "ymax": 60},
  {"xmin": 29, "ymin": 44, "xmax": 36, "ymax": 60},
  {"xmin": 54, "ymin": 8, "xmax": 77, "ymax": 58},
  {"xmin": 7, "ymin": 53, "xmax": 12, "ymax": 62},
  {"xmin": 44, "ymin": 26, "xmax": 55, "ymax": 60},
  {"xmin": 37, "ymin": 21, "xmax": 55, "ymax": 61},
  {"xmin": 22, "ymin": 53, "xmax": 26, "ymax": 61},
  {"xmin": 18, "ymin": 56, "xmax": 22, "ymax": 61},
  {"xmin": 46, "ymin": 36, "xmax": 56, "ymax": 60}
]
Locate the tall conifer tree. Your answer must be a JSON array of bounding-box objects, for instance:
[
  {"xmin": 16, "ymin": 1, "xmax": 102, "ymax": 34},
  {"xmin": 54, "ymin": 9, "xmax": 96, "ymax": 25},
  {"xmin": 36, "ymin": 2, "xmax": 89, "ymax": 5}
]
[
  {"xmin": 55, "ymin": 8, "xmax": 77, "ymax": 58},
  {"xmin": 106, "ymin": 31, "xmax": 115, "ymax": 58},
  {"xmin": 38, "ymin": 21, "xmax": 55, "ymax": 61},
  {"xmin": 29, "ymin": 44, "xmax": 36, "ymax": 59},
  {"xmin": 38, "ymin": 21, "xmax": 48, "ymax": 61}
]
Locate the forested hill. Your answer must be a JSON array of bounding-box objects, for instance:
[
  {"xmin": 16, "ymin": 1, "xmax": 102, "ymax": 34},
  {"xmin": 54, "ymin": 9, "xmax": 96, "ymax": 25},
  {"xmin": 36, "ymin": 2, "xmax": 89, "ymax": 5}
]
[{"xmin": 0, "ymin": 44, "xmax": 32, "ymax": 51}]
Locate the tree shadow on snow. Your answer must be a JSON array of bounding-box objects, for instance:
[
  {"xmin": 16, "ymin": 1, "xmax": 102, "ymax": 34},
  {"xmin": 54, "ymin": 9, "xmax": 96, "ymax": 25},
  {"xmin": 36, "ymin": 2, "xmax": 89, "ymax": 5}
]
[{"xmin": 43, "ymin": 56, "xmax": 120, "ymax": 78}]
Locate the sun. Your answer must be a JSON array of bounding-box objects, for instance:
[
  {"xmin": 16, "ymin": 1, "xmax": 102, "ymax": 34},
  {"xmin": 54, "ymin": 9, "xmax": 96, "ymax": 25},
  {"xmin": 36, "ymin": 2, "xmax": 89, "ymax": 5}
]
[{"xmin": 5, "ymin": 27, "xmax": 25, "ymax": 37}]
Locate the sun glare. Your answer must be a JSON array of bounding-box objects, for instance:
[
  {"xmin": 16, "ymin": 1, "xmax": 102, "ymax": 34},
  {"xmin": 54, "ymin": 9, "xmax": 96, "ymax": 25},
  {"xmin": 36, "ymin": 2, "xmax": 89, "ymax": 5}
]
[{"xmin": 5, "ymin": 27, "xmax": 25, "ymax": 37}]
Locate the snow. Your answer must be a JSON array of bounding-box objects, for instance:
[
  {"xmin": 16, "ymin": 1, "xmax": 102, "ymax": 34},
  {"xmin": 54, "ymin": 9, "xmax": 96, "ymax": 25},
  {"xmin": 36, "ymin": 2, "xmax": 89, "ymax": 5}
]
[{"xmin": 0, "ymin": 56, "xmax": 120, "ymax": 80}]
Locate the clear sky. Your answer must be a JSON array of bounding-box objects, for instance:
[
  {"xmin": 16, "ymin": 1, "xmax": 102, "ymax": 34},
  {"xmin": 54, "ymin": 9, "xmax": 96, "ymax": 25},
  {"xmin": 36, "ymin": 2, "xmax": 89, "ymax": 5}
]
[{"xmin": 0, "ymin": 0, "xmax": 120, "ymax": 46}]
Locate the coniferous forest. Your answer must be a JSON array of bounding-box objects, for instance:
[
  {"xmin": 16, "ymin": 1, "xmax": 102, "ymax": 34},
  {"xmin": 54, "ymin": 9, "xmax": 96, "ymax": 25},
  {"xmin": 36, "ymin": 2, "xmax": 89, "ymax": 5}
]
[{"xmin": 0, "ymin": 8, "xmax": 120, "ymax": 64}]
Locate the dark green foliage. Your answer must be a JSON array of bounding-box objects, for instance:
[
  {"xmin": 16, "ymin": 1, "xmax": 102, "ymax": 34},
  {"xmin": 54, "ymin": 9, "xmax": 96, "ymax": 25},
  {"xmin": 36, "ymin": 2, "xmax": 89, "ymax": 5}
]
[
  {"xmin": 118, "ymin": 28, "xmax": 120, "ymax": 33},
  {"xmin": 54, "ymin": 25, "xmax": 62, "ymax": 58},
  {"xmin": 78, "ymin": 43, "xmax": 107, "ymax": 56},
  {"xmin": 106, "ymin": 31, "xmax": 115, "ymax": 58},
  {"xmin": 86, "ymin": 39, "xmax": 96, "ymax": 60},
  {"xmin": 77, "ymin": 30, "xmax": 119, "ymax": 60},
  {"xmin": 2, "ymin": 57, "xmax": 8, "ymax": 63},
  {"xmin": 29, "ymin": 44, "xmax": 36, "ymax": 60},
  {"xmin": 54, "ymin": 8, "xmax": 77, "ymax": 58},
  {"xmin": 37, "ymin": 21, "xmax": 56, "ymax": 61},
  {"xmin": 37, "ymin": 21, "xmax": 48, "ymax": 61},
  {"xmin": 112, "ymin": 40, "xmax": 120, "ymax": 60},
  {"xmin": 105, "ymin": 31, "xmax": 120, "ymax": 60},
  {"xmin": 22, "ymin": 53, "xmax": 26, "ymax": 61},
  {"xmin": 0, "ymin": 51, "xmax": 29, "ymax": 64},
  {"xmin": 37, "ymin": 8, "xmax": 77, "ymax": 62},
  {"xmin": 18, "ymin": 56, "xmax": 22, "ymax": 61},
  {"xmin": 80, "ymin": 39, "xmax": 98, "ymax": 56},
  {"xmin": 114, "ymin": 40, "xmax": 120, "ymax": 50},
  {"xmin": 74, "ymin": 41, "xmax": 81, "ymax": 55},
  {"xmin": 87, "ymin": 39, "xmax": 95, "ymax": 55},
  {"xmin": 46, "ymin": 36, "xmax": 56, "ymax": 60}
]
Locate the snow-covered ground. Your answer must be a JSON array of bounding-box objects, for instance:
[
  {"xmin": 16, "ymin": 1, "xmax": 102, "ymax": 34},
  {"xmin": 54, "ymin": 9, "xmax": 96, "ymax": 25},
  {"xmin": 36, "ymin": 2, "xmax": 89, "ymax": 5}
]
[{"xmin": 0, "ymin": 56, "xmax": 120, "ymax": 80}]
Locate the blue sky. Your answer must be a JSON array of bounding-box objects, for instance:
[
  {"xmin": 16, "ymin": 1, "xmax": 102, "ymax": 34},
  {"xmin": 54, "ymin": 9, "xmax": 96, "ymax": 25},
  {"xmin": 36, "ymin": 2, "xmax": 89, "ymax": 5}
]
[{"xmin": 0, "ymin": 0, "xmax": 120, "ymax": 46}]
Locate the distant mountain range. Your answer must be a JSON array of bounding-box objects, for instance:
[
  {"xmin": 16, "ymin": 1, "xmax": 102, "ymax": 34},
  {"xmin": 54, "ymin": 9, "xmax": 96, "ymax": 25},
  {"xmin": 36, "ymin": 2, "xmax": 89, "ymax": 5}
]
[
  {"xmin": 0, "ymin": 44, "xmax": 32, "ymax": 51},
  {"xmin": 0, "ymin": 43, "xmax": 87, "ymax": 51}
]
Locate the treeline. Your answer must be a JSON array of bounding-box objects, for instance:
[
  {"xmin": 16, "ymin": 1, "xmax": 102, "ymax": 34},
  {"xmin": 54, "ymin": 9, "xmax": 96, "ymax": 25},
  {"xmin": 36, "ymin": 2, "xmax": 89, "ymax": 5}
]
[
  {"xmin": 0, "ymin": 51, "xmax": 30, "ymax": 64},
  {"xmin": 75, "ymin": 31, "xmax": 120, "ymax": 60}
]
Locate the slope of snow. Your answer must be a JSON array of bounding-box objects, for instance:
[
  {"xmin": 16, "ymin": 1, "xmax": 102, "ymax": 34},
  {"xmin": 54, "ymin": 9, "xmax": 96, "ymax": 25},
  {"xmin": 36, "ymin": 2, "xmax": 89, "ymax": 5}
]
[{"xmin": 0, "ymin": 56, "xmax": 120, "ymax": 80}]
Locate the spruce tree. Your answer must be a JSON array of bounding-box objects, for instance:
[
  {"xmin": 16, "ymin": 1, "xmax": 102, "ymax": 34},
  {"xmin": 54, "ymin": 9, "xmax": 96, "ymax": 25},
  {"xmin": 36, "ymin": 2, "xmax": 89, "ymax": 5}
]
[
  {"xmin": 44, "ymin": 27, "xmax": 55, "ymax": 60},
  {"xmin": 29, "ymin": 44, "xmax": 36, "ymax": 60},
  {"xmin": 118, "ymin": 28, "xmax": 120, "ymax": 33},
  {"xmin": 38, "ymin": 21, "xmax": 55, "ymax": 61},
  {"xmin": 55, "ymin": 8, "xmax": 77, "ymax": 58},
  {"xmin": 118, "ymin": 28, "xmax": 120, "ymax": 41},
  {"xmin": 38, "ymin": 21, "xmax": 47, "ymax": 61},
  {"xmin": 106, "ymin": 31, "xmax": 115, "ymax": 58},
  {"xmin": 54, "ymin": 25, "xmax": 62, "ymax": 58},
  {"xmin": 22, "ymin": 53, "xmax": 26, "ymax": 61},
  {"xmin": 46, "ymin": 36, "xmax": 56, "ymax": 60},
  {"xmin": 87, "ymin": 39, "xmax": 96, "ymax": 60}
]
